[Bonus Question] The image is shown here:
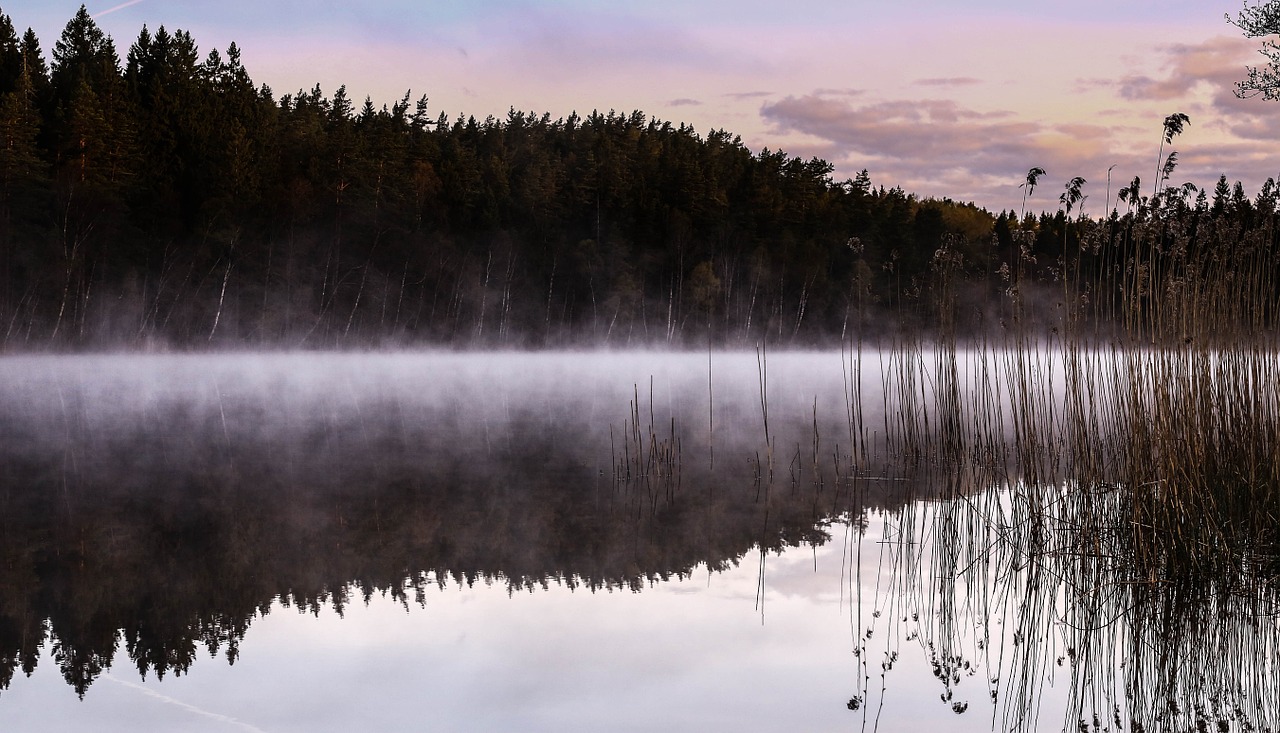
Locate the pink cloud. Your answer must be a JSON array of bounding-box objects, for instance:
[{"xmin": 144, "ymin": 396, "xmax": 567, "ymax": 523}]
[
  {"xmin": 753, "ymin": 34, "xmax": 1278, "ymax": 211},
  {"xmin": 759, "ymin": 94, "xmax": 1158, "ymax": 212},
  {"xmin": 810, "ymin": 88, "xmax": 865, "ymax": 97},
  {"xmin": 1116, "ymin": 36, "xmax": 1256, "ymax": 111},
  {"xmin": 761, "ymin": 95, "xmax": 1040, "ymax": 162},
  {"xmin": 1119, "ymin": 74, "xmax": 1189, "ymax": 101},
  {"xmin": 914, "ymin": 77, "xmax": 982, "ymax": 87}
]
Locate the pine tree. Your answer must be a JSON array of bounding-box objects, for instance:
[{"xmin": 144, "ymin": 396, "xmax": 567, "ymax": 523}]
[
  {"xmin": 0, "ymin": 50, "xmax": 43, "ymax": 189},
  {"xmin": 50, "ymin": 5, "xmax": 135, "ymax": 187},
  {"xmin": 0, "ymin": 11, "xmax": 21, "ymax": 96},
  {"xmin": 1212, "ymin": 174, "xmax": 1230, "ymax": 217},
  {"xmin": 18, "ymin": 28, "xmax": 50, "ymax": 126},
  {"xmin": 51, "ymin": 6, "xmax": 119, "ymax": 100},
  {"xmin": 0, "ymin": 38, "xmax": 47, "ymax": 329}
]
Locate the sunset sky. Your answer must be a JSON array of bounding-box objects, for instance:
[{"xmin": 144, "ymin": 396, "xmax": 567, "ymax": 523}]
[{"xmin": 14, "ymin": 0, "xmax": 1280, "ymax": 213}]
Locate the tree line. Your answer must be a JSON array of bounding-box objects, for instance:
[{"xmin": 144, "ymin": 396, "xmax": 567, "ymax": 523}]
[
  {"xmin": 0, "ymin": 6, "xmax": 1276, "ymax": 349},
  {"xmin": 0, "ymin": 6, "xmax": 1002, "ymax": 348}
]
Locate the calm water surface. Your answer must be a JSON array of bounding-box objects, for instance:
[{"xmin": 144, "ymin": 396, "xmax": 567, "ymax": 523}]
[{"xmin": 0, "ymin": 350, "xmax": 1272, "ymax": 731}]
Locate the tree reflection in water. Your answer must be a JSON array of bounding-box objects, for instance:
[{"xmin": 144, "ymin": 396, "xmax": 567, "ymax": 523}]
[
  {"xmin": 0, "ymin": 353, "xmax": 872, "ymax": 699},
  {"xmin": 1, "ymin": 346, "xmax": 1278, "ymax": 733}
]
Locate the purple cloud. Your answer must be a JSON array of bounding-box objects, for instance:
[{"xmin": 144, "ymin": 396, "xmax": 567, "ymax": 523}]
[
  {"xmin": 811, "ymin": 87, "xmax": 865, "ymax": 97},
  {"xmin": 759, "ymin": 94, "xmax": 1149, "ymax": 212},
  {"xmin": 756, "ymin": 34, "xmax": 1279, "ymax": 211},
  {"xmin": 1115, "ymin": 36, "xmax": 1256, "ymax": 111},
  {"xmin": 914, "ymin": 77, "xmax": 982, "ymax": 87}
]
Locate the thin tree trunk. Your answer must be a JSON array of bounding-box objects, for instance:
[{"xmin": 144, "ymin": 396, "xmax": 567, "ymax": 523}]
[
  {"xmin": 544, "ymin": 254, "xmax": 556, "ymax": 337},
  {"xmin": 476, "ymin": 248, "xmax": 492, "ymax": 340},
  {"xmin": 209, "ymin": 258, "xmax": 233, "ymax": 342}
]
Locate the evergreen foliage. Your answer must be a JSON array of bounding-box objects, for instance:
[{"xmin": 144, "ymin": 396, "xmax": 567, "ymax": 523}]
[
  {"xmin": 0, "ymin": 6, "xmax": 1008, "ymax": 348},
  {"xmin": 0, "ymin": 7, "xmax": 1274, "ymax": 348}
]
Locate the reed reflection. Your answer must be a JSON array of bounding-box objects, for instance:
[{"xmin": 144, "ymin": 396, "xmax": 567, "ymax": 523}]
[
  {"xmin": 1, "ymin": 333, "xmax": 1277, "ymax": 732},
  {"xmin": 859, "ymin": 340, "xmax": 1280, "ymax": 732}
]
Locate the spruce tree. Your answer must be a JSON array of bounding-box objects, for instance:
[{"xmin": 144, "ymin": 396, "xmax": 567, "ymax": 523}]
[{"xmin": 0, "ymin": 11, "xmax": 21, "ymax": 96}]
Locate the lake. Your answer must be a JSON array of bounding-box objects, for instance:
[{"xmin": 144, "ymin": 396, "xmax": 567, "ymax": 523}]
[{"xmin": 0, "ymin": 349, "xmax": 1276, "ymax": 732}]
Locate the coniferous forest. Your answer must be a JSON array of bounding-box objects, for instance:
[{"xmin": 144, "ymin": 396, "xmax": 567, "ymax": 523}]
[{"xmin": 0, "ymin": 6, "xmax": 1277, "ymax": 349}]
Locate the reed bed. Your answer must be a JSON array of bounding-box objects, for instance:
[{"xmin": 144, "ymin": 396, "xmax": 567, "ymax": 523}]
[
  {"xmin": 851, "ymin": 199, "xmax": 1280, "ymax": 730},
  {"xmin": 610, "ymin": 377, "xmax": 682, "ymax": 510},
  {"xmin": 594, "ymin": 192, "xmax": 1278, "ymax": 729}
]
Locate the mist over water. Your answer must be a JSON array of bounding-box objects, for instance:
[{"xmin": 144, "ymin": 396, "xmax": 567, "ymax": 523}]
[
  {"xmin": 2, "ymin": 346, "xmax": 1278, "ymax": 732},
  {"xmin": 0, "ymin": 349, "xmax": 888, "ymax": 731},
  {"xmin": 0, "ymin": 351, "xmax": 861, "ymax": 486}
]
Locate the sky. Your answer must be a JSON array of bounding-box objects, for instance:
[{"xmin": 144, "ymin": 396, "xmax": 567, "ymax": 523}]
[
  {"xmin": 0, "ymin": 534, "xmax": 986, "ymax": 733},
  {"xmin": 10, "ymin": 0, "xmax": 1280, "ymax": 213}
]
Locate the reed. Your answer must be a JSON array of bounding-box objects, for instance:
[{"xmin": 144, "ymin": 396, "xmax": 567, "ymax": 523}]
[
  {"xmin": 852, "ymin": 142, "xmax": 1280, "ymax": 730},
  {"xmin": 610, "ymin": 377, "xmax": 682, "ymax": 508},
  {"xmin": 592, "ymin": 141, "xmax": 1277, "ymax": 728}
]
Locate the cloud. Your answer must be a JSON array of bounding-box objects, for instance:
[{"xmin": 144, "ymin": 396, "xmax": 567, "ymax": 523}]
[
  {"xmin": 759, "ymin": 94, "xmax": 1145, "ymax": 211},
  {"xmin": 1115, "ymin": 36, "xmax": 1255, "ymax": 110},
  {"xmin": 914, "ymin": 77, "xmax": 982, "ymax": 87},
  {"xmin": 1224, "ymin": 115, "xmax": 1280, "ymax": 142},
  {"xmin": 811, "ymin": 87, "xmax": 865, "ymax": 97},
  {"xmin": 1118, "ymin": 74, "xmax": 1187, "ymax": 101},
  {"xmin": 723, "ymin": 90, "xmax": 774, "ymax": 100},
  {"xmin": 752, "ymin": 35, "xmax": 1280, "ymax": 211},
  {"xmin": 760, "ymin": 96, "xmax": 1037, "ymax": 160},
  {"xmin": 668, "ymin": 98, "xmax": 702, "ymax": 107},
  {"xmin": 1107, "ymin": 35, "xmax": 1280, "ymax": 166}
]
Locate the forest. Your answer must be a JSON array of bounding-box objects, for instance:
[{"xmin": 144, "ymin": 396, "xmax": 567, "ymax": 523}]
[{"xmin": 0, "ymin": 6, "xmax": 1277, "ymax": 348}]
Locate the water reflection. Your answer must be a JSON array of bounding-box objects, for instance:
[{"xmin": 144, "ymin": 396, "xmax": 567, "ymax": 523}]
[
  {"xmin": 862, "ymin": 471, "xmax": 1280, "ymax": 732},
  {"xmin": 2, "ymin": 349, "xmax": 1278, "ymax": 732},
  {"xmin": 858, "ymin": 344, "xmax": 1280, "ymax": 732},
  {"xmin": 0, "ymin": 352, "xmax": 875, "ymax": 701}
]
